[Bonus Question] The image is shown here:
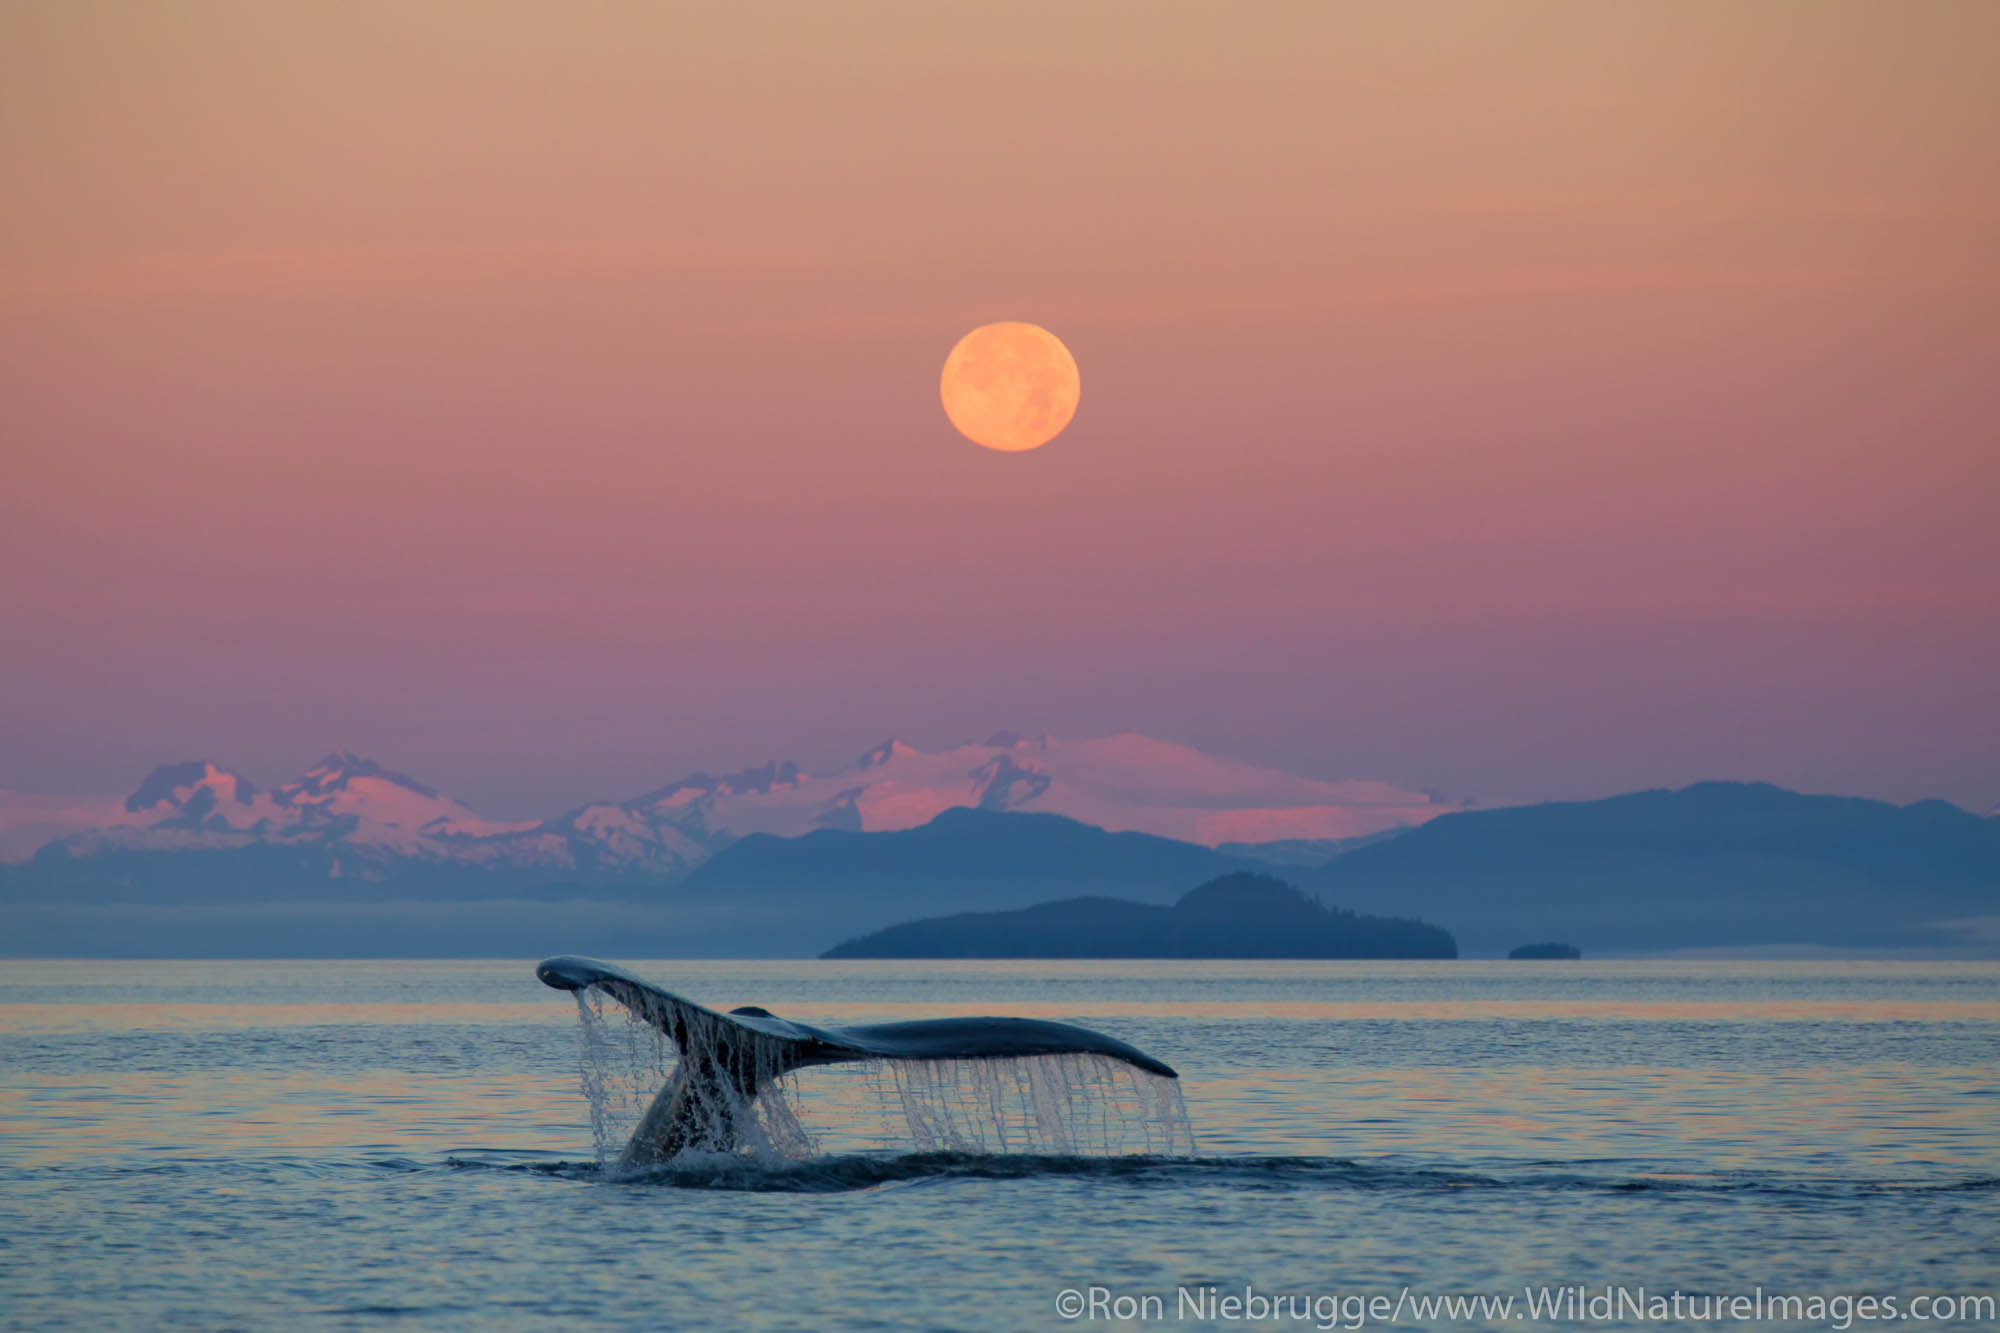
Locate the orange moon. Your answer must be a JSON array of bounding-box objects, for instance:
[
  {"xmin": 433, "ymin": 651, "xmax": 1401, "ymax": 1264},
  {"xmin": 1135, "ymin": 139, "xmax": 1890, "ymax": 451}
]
[{"xmin": 939, "ymin": 322, "xmax": 1080, "ymax": 452}]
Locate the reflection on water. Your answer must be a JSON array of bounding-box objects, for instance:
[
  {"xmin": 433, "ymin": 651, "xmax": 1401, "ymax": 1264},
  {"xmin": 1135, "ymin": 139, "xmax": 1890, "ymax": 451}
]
[
  {"xmin": 1187, "ymin": 1063, "xmax": 1999, "ymax": 1169},
  {"xmin": 0, "ymin": 1000, "xmax": 559, "ymax": 1035},
  {"xmin": 3, "ymin": 959, "xmax": 1997, "ymax": 1171},
  {"xmin": 1, "ymin": 959, "xmax": 1996, "ymax": 1330},
  {"xmin": 0, "ymin": 1069, "xmax": 578, "ymax": 1167}
]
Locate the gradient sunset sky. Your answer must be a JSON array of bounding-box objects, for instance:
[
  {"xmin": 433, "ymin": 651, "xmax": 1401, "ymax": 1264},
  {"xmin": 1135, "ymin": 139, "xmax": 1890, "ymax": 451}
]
[{"xmin": 4, "ymin": 2, "xmax": 1995, "ymax": 817}]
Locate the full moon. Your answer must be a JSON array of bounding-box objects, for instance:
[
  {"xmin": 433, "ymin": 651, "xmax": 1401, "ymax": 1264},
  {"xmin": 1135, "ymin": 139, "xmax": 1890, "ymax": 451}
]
[{"xmin": 939, "ymin": 322, "xmax": 1080, "ymax": 452}]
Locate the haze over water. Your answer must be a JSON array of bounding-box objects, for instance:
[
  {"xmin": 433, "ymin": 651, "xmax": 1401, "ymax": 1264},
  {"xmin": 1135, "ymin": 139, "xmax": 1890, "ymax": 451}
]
[{"xmin": 2, "ymin": 958, "xmax": 1995, "ymax": 1330}]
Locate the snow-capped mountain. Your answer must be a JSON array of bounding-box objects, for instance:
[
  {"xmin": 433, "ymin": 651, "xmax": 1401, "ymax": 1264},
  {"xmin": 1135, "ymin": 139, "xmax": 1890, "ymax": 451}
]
[
  {"xmin": 0, "ymin": 790, "xmax": 134, "ymax": 863},
  {"xmin": 0, "ymin": 733, "xmax": 1461, "ymax": 878},
  {"xmin": 626, "ymin": 731, "xmax": 1454, "ymax": 847},
  {"xmin": 12, "ymin": 753, "xmax": 537, "ymax": 866}
]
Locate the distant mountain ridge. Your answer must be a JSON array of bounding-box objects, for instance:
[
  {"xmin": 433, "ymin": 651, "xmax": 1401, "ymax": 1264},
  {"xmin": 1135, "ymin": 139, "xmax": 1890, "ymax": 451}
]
[
  {"xmin": 1300, "ymin": 781, "xmax": 2000, "ymax": 954},
  {"xmin": 0, "ymin": 733, "xmax": 1452, "ymax": 884},
  {"xmin": 14, "ymin": 753, "xmax": 535, "ymax": 864},
  {"xmin": 0, "ymin": 806, "xmax": 1262, "ymax": 958},
  {"xmin": 657, "ymin": 806, "xmax": 1256, "ymax": 953},
  {"xmin": 1, "ymin": 776, "xmax": 1994, "ymax": 959}
]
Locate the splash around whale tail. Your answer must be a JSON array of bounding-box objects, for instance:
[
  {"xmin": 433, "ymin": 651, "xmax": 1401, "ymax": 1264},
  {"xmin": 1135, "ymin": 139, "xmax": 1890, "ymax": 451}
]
[{"xmin": 536, "ymin": 955, "xmax": 1181, "ymax": 1166}]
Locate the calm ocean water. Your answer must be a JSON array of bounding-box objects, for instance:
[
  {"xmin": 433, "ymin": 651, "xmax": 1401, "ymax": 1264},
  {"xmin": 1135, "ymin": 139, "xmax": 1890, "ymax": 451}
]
[{"xmin": 1, "ymin": 959, "xmax": 1996, "ymax": 1331}]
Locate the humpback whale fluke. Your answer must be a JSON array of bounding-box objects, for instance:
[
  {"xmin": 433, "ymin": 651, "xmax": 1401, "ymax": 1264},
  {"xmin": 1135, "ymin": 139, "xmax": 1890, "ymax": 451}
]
[{"xmin": 536, "ymin": 956, "xmax": 1182, "ymax": 1166}]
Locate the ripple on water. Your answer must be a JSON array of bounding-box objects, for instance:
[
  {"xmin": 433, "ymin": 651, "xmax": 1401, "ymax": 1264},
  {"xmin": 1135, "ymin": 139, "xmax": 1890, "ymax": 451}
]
[{"xmin": 0, "ymin": 959, "xmax": 1995, "ymax": 1331}]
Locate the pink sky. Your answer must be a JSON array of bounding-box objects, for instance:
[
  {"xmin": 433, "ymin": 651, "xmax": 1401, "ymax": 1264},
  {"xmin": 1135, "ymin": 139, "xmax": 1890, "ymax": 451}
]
[{"xmin": 3, "ymin": 2, "xmax": 1996, "ymax": 816}]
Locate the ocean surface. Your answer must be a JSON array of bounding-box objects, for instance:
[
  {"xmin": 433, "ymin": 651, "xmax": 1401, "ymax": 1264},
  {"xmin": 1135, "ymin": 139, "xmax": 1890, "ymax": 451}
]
[{"xmin": 1, "ymin": 959, "xmax": 1996, "ymax": 1331}]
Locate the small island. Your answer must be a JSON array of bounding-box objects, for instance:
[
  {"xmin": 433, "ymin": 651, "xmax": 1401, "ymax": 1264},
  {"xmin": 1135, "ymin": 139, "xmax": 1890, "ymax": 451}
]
[
  {"xmin": 1508, "ymin": 942, "xmax": 1582, "ymax": 960},
  {"xmin": 822, "ymin": 872, "xmax": 1456, "ymax": 959}
]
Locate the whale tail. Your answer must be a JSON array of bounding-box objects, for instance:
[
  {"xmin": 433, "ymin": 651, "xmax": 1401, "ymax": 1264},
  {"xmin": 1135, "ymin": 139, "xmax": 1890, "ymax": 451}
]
[
  {"xmin": 537, "ymin": 956, "xmax": 824, "ymax": 1165},
  {"xmin": 536, "ymin": 955, "xmax": 1181, "ymax": 1165}
]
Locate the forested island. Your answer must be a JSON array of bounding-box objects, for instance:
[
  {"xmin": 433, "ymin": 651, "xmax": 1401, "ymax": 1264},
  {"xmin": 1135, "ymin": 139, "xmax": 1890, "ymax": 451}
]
[
  {"xmin": 822, "ymin": 872, "xmax": 1456, "ymax": 959},
  {"xmin": 1508, "ymin": 942, "xmax": 1582, "ymax": 959}
]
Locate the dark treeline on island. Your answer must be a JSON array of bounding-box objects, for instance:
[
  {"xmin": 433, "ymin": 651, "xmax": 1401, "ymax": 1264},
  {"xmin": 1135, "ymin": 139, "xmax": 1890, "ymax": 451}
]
[
  {"xmin": 821, "ymin": 872, "xmax": 1457, "ymax": 959},
  {"xmin": 1509, "ymin": 942, "xmax": 1582, "ymax": 960}
]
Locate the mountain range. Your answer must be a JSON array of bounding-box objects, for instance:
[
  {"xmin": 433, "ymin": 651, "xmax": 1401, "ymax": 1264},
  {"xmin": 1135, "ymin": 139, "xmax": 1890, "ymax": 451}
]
[
  {"xmin": 0, "ymin": 804, "xmax": 1270, "ymax": 958},
  {"xmin": 686, "ymin": 782, "xmax": 1998, "ymax": 960},
  {"xmin": 0, "ymin": 733, "xmax": 1455, "ymax": 883},
  {"xmin": 646, "ymin": 807, "xmax": 1257, "ymax": 955},
  {"xmin": 2, "ymin": 742, "xmax": 1992, "ymax": 958},
  {"xmin": 1297, "ymin": 782, "xmax": 2000, "ymax": 955}
]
